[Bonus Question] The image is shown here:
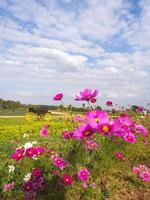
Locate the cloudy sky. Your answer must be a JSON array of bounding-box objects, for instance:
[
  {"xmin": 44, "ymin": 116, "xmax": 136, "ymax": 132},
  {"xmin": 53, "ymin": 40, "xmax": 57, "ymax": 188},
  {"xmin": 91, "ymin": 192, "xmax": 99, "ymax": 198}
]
[{"xmin": 0, "ymin": 0, "xmax": 150, "ymax": 107}]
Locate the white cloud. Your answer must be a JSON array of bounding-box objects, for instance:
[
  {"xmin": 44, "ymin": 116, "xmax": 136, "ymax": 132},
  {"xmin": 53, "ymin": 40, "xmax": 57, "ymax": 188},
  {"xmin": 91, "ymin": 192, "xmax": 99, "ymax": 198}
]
[{"xmin": 0, "ymin": 0, "xmax": 149, "ymax": 107}]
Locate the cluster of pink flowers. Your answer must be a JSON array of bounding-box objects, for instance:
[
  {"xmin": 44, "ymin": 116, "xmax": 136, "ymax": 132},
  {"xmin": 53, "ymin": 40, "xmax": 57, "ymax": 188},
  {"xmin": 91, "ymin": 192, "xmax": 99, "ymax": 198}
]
[
  {"xmin": 132, "ymin": 165, "xmax": 150, "ymax": 182},
  {"xmin": 11, "ymin": 146, "xmax": 45, "ymax": 161},
  {"xmin": 71, "ymin": 109, "xmax": 148, "ymax": 144},
  {"xmin": 23, "ymin": 168, "xmax": 44, "ymax": 200}
]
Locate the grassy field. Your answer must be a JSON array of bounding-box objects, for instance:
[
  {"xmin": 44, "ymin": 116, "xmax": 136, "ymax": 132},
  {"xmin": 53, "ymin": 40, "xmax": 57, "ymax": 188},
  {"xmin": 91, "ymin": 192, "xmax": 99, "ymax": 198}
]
[{"xmin": 0, "ymin": 115, "xmax": 150, "ymax": 200}]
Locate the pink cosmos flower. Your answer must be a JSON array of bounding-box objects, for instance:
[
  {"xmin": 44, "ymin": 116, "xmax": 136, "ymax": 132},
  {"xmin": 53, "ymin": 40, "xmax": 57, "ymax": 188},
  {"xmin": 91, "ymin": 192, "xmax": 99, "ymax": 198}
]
[
  {"xmin": 123, "ymin": 132, "xmax": 136, "ymax": 143},
  {"xmin": 115, "ymin": 152, "xmax": 126, "ymax": 161},
  {"xmin": 53, "ymin": 93, "xmax": 63, "ymax": 101},
  {"xmin": 53, "ymin": 157, "xmax": 67, "ymax": 170},
  {"xmin": 132, "ymin": 167, "xmax": 141, "ymax": 175},
  {"xmin": 75, "ymin": 88, "xmax": 99, "ymax": 101},
  {"xmin": 73, "ymin": 123, "xmax": 94, "ymax": 139},
  {"xmin": 84, "ymin": 140, "xmax": 99, "ymax": 150},
  {"xmin": 25, "ymin": 147, "xmax": 36, "ymax": 157},
  {"xmin": 32, "ymin": 168, "xmax": 42, "ymax": 178},
  {"xmin": 62, "ymin": 174, "xmax": 74, "ymax": 186},
  {"xmin": 77, "ymin": 168, "xmax": 90, "ymax": 182},
  {"xmin": 23, "ymin": 181, "xmax": 33, "ymax": 192},
  {"xmin": 73, "ymin": 115, "xmax": 87, "ymax": 123},
  {"xmin": 135, "ymin": 124, "xmax": 148, "ymax": 138},
  {"xmin": 106, "ymin": 101, "xmax": 113, "ymax": 107},
  {"xmin": 35, "ymin": 147, "xmax": 45, "ymax": 155},
  {"xmin": 63, "ymin": 131, "xmax": 73, "ymax": 139},
  {"xmin": 3, "ymin": 182, "xmax": 14, "ymax": 192},
  {"xmin": 11, "ymin": 149, "xmax": 24, "ymax": 161},
  {"xmin": 40, "ymin": 127, "xmax": 48, "ymax": 137},
  {"xmin": 139, "ymin": 171, "xmax": 150, "ymax": 182}
]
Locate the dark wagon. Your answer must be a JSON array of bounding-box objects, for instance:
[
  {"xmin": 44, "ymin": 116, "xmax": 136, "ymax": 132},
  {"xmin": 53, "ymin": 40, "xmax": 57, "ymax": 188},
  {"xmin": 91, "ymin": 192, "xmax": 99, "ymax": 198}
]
[{"xmin": 25, "ymin": 107, "xmax": 51, "ymax": 121}]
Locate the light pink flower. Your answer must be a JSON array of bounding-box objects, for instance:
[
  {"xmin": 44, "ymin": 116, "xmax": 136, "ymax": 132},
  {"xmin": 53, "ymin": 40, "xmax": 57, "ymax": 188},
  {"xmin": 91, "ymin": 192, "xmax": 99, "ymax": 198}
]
[
  {"xmin": 40, "ymin": 127, "xmax": 48, "ymax": 137},
  {"xmin": 140, "ymin": 171, "xmax": 150, "ymax": 182},
  {"xmin": 3, "ymin": 182, "xmax": 14, "ymax": 192}
]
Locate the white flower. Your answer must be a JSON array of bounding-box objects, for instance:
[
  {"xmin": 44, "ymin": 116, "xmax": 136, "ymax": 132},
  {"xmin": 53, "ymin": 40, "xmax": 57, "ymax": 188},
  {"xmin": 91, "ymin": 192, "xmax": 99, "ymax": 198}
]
[
  {"xmin": 32, "ymin": 141, "xmax": 38, "ymax": 145},
  {"xmin": 24, "ymin": 142, "xmax": 33, "ymax": 150},
  {"xmin": 8, "ymin": 165, "xmax": 15, "ymax": 173},
  {"xmin": 23, "ymin": 133, "xmax": 29, "ymax": 139},
  {"xmin": 32, "ymin": 155, "xmax": 38, "ymax": 160},
  {"xmin": 23, "ymin": 173, "xmax": 31, "ymax": 182}
]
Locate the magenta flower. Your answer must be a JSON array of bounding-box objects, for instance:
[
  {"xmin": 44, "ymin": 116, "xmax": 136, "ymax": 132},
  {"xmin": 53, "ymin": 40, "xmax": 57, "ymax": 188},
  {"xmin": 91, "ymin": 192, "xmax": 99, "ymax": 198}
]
[
  {"xmin": 35, "ymin": 147, "xmax": 45, "ymax": 155},
  {"xmin": 40, "ymin": 127, "xmax": 48, "ymax": 137},
  {"xmin": 77, "ymin": 168, "xmax": 90, "ymax": 182},
  {"xmin": 73, "ymin": 123, "xmax": 94, "ymax": 139},
  {"xmin": 23, "ymin": 181, "xmax": 33, "ymax": 192},
  {"xmin": 123, "ymin": 132, "xmax": 136, "ymax": 143},
  {"xmin": 106, "ymin": 100, "xmax": 113, "ymax": 107},
  {"xmin": 53, "ymin": 93, "xmax": 63, "ymax": 101},
  {"xmin": 84, "ymin": 140, "xmax": 99, "ymax": 150},
  {"xmin": 62, "ymin": 174, "xmax": 74, "ymax": 186},
  {"xmin": 53, "ymin": 157, "xmax": 67, "ymax": 170},
  {"xmin": 63, "ymin": 131, "xmax": 73, "ymax": 139},
  {"xmin": 11, "ymin": 149, "xmax": 24, "ymax": 161},
  {"xmin": 25, "ymin": 147, "xmax": 36, "ymax": 157},
  {"xmin": 115, "ymin": 152, "xmax": 125, "ymax": 161},
  {"xmin": 75, "ymin": 88, "xmax": 99, "ymax": 101},
  {"xmin": 139, "ymin": 171, "xmax": 150, "ymax": 182},
  {"xmin": 32, "ymin": 168, "xmax": 42, "ymax": 178},
  {"xmin": 3, "ymin": 182, "xmax": 14, "ymax": 192}
]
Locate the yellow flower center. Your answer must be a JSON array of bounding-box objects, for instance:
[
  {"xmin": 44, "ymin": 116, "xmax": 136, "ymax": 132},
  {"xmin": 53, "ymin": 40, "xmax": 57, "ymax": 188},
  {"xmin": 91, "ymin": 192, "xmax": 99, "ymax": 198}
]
[
  {"xmin": 102, "ymin": 125, "xmax": 109, "ymax": 133},
  {"xmin": 94, "ymin": 117, "xmax": 99, "ymax": 123},
  {"xmin": 84, "ymin": 131, "xmax": 91, "ymax": 136},
  {"xmin": 18, "ymin": 153, "xmax": 21, "ymax": 157}
]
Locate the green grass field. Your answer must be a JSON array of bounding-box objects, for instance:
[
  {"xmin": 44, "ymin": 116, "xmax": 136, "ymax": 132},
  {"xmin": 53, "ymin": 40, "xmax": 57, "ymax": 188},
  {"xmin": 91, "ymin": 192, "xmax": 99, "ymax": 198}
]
[{"xmin": 0, "ymin": 116, "xmax": 149, "ymax": 200}]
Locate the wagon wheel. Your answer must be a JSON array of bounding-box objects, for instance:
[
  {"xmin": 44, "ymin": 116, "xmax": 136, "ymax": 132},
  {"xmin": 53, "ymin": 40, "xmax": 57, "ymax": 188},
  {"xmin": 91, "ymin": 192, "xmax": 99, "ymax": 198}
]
[
  {"xmin": 37, "ymin": 115, "xmax": 44, "ymax": 121},
  {"xmin": 44, "ymin": 113, "xmax": 51, "ymax": 121},
  {"xmin": 24, "ymin": 112, "xmax": 36, "ymax": 122}
]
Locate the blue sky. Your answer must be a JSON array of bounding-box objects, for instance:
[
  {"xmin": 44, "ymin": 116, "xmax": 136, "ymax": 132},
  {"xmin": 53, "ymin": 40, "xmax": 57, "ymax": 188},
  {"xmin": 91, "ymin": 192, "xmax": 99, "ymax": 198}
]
[{"xmin": 0, "ymin": 0, "xmax": 150, "ymax": 107}]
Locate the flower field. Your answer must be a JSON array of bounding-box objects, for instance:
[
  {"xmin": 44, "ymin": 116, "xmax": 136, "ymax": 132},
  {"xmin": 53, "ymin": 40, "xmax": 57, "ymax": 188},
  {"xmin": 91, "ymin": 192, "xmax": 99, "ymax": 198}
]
[{"xmin": 0, "ymin": 89, "xmax": 150, "ymax": 200}]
